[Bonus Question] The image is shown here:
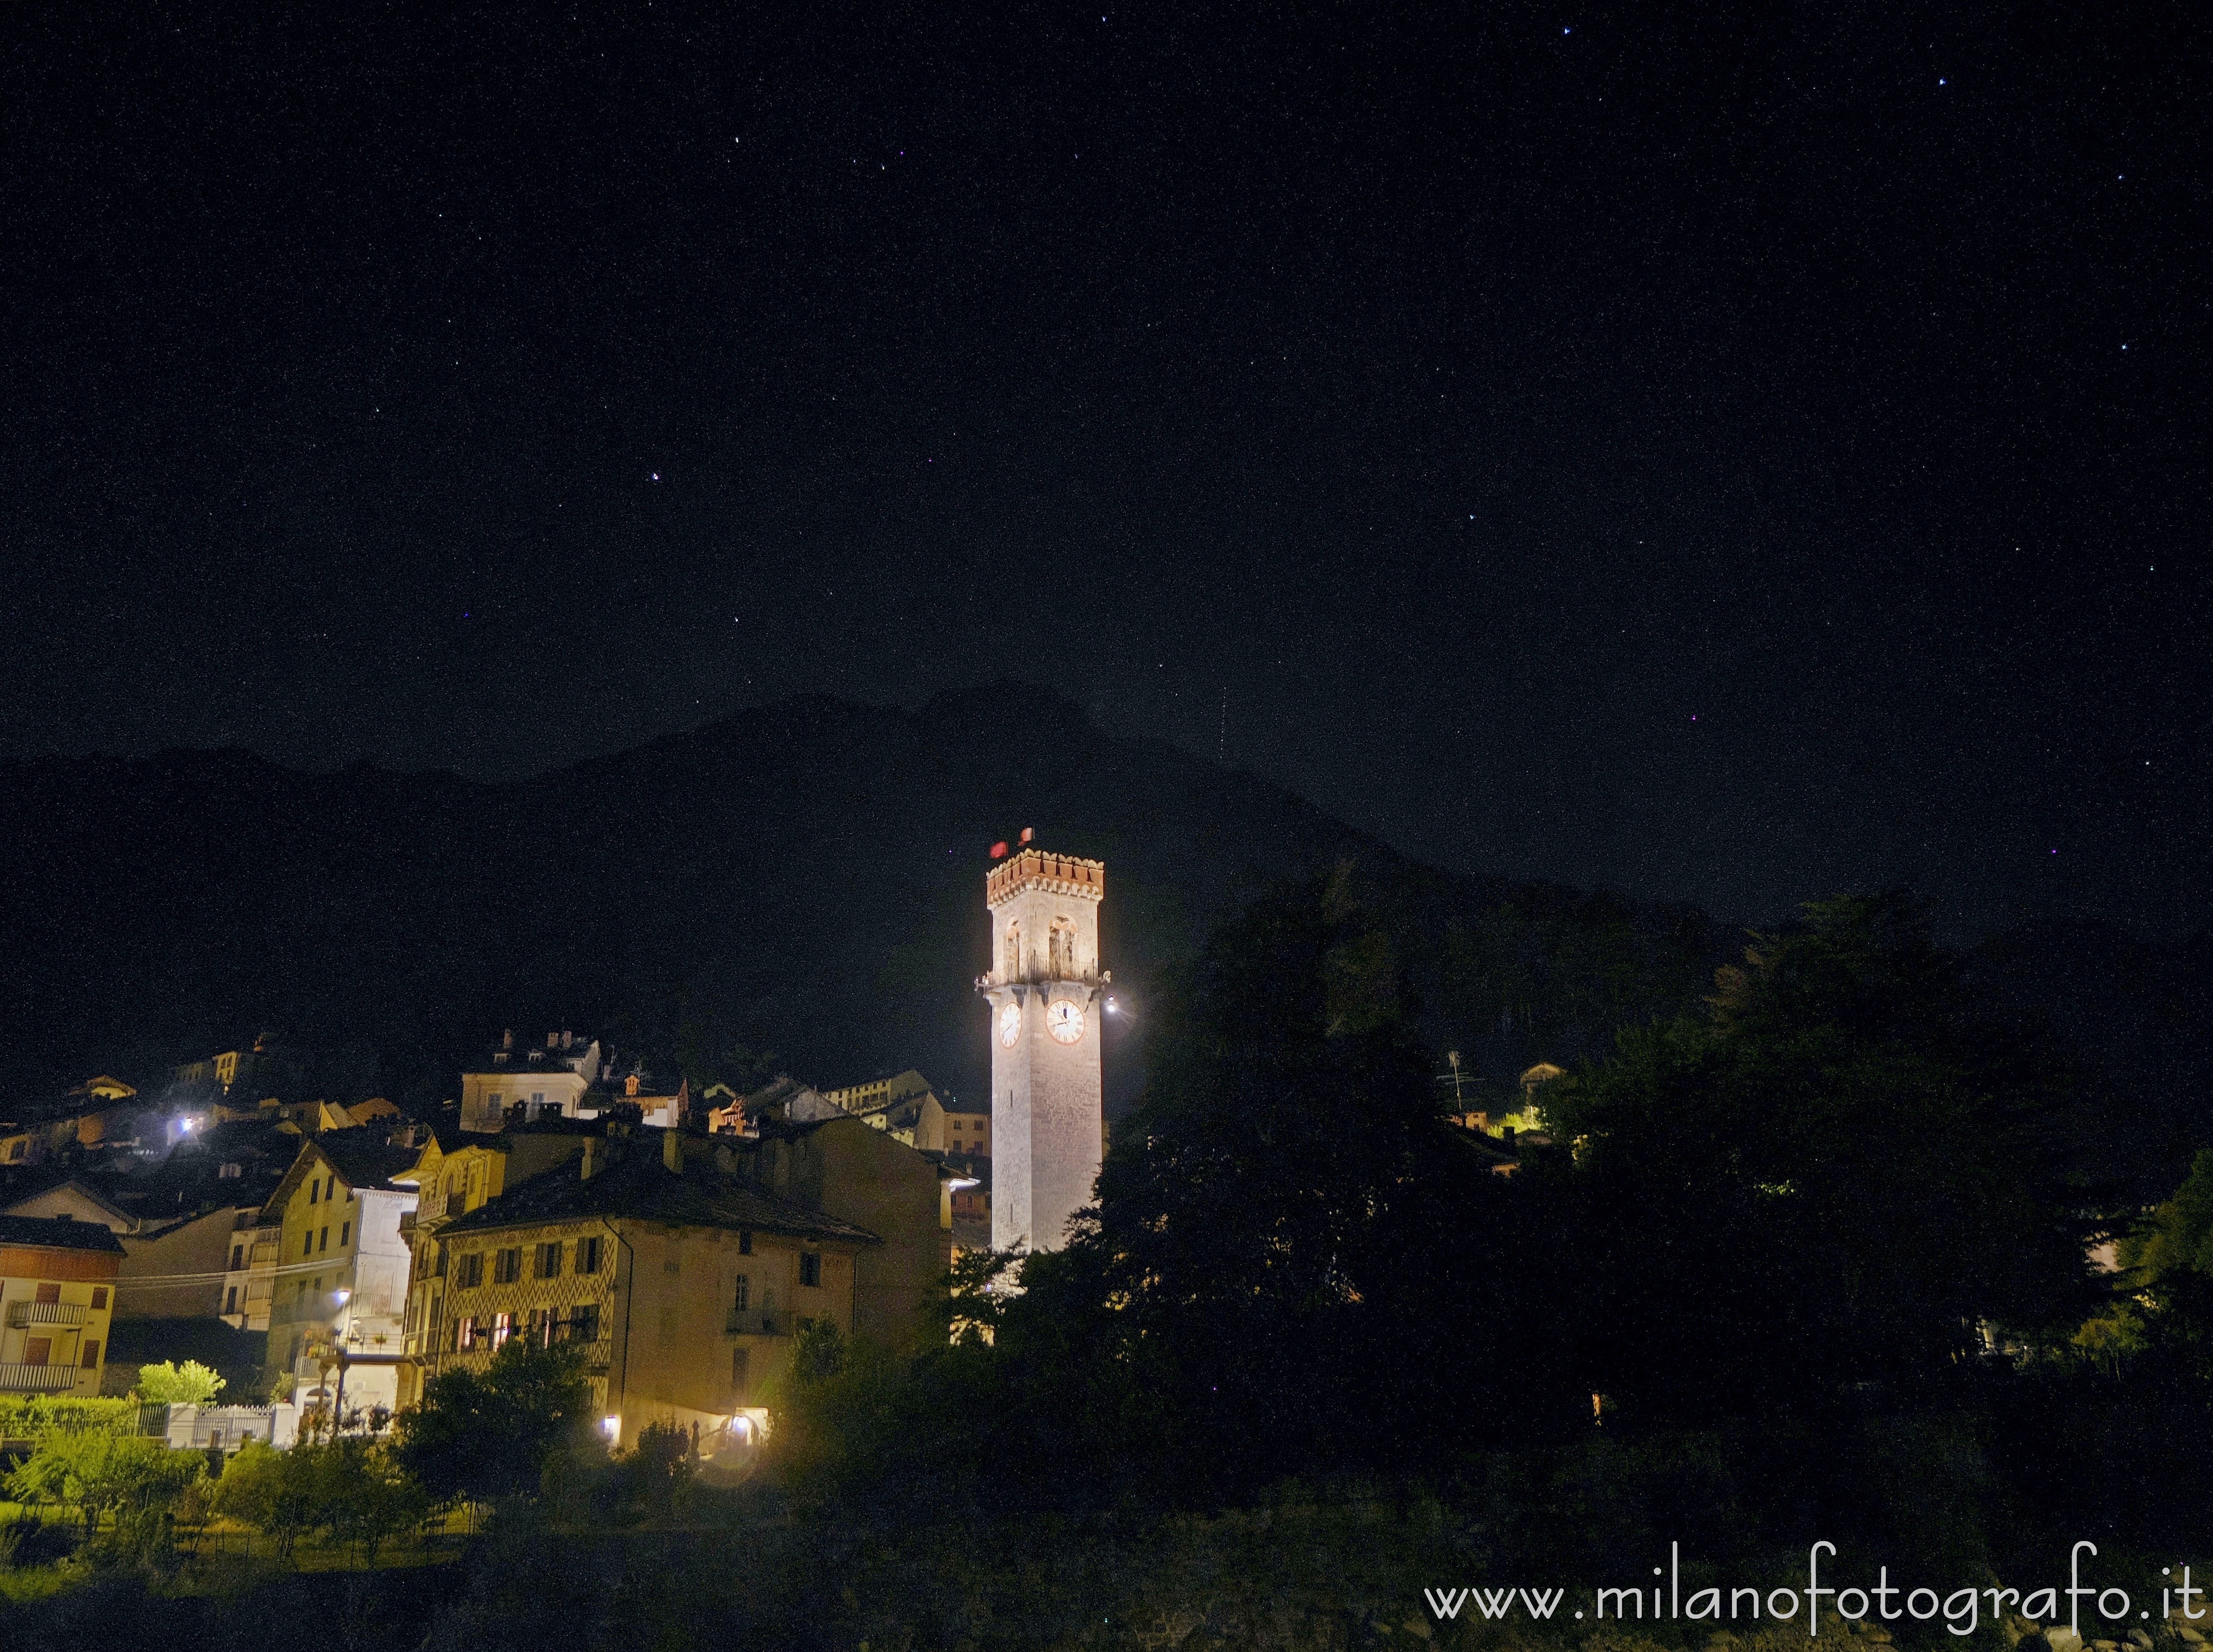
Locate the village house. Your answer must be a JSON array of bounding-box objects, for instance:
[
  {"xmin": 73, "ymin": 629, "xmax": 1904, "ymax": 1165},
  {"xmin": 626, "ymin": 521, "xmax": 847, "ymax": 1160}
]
[
  {"xmin": 262, "ymin": 1133, "xmax": 420, "ymax": 1412},
  {"xmin": 820, "ymin": 1068, "xmax": 991, "ymax": 1157},
  {"xmin": 0, "ymin": 1075, "xmax": 141, "ymax": 1166},
  {"xmin": 0, "ymin": 1214, "xmax": 123, "ymax": 1396},
  {"xmin": 0, "ymin": 1119, "xmax": 293, "ymax": 1325},
  {"xmin": 406, "ymin": 1115, "xmax": 948, "ymax": 1450},
  {"xmin": 458, "ymin": 1031, "xmax": 605, "ymax": 1132}
]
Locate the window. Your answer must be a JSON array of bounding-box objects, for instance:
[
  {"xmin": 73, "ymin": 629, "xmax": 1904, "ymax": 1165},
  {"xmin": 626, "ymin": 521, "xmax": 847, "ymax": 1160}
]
[
  {"xmin": 577, "ymin": 1236, "xmax": 602, "ymax": 1275},
  {"xmin": 231, "ymin": 1246, "xmax": 244, "ymax": 1270},
  {"xmin": 535, "ymin": 1241, "xmax": 563, "ymax": 1280},
  {"xmin": 797, "ymin": 1316, "xmax": 814, "ymax": 1332},
  {"xmin": 1049, "ymin": 916, "xmax": 1076, "ymax": 978},
  {"xmin": 225, "ymin": 1286, "xmax": 238, "ymax": 1314},
  {"xmin": 730, "ymin": 1347, "xmax": 750, "ymax": 1404},
  {"xmin": 91, "ymin": 1287, "xmax": 107, "ymax": 1310},
  {"xmin": 492, "ymin": 1311, "xmax": 514, "ymax": 1349},
  {"xmin": 568, "ymin": 1302, "xmax": 601, "ymax": 1344},
  {"xmin": 302, "ymin": 1232, "xmax": 313, "ymax": 1258},
  {"xmin": 339, "ymin": 1222, "xmax": 350, "ymax": 1248},
  {"xmin": 458, "ymin": 1252, "xmax": 483, "ymax": 1289},
  {"xmin": 80, "ymin": 1341, "xmax": 99, "ymax": 1370},
  {"xmin": 326, "ymin": 1176, "xmax": 338, "ymax": 1201},
  {"xmin": 435, "ymin": 1244, "xmax": 448, "ymax": 1279},
  {"xmin": 1003, "ymin": 921, "xmax": 1021, "ymax": 979},
  {"xmin": 799, "ymin": 1253, "xmax": 822, "ymax": 1288},
  {"xmin": 737, "ymin": 1229, "xmax": 752, "ymax": 1256},
  {"xmin": 493, "ymin": 1247, "xmax": 522, "ymax": 1284},
  {"xmin": 35, "ymin": 1283, "xmax": 59, "ymax": 1305},
  {"xmin": 732, "ymin": 1274, "xmax": 750, "ymax": 1312},
  {"xmin": 525, "ymin": 1307, "xmax": 551, "ymax": 1346},
  {"xmin": 309, "ymin": 1179, "xmax": 319, "ymax": 1205},
  {"xmin": 319, "ymin": 1226, "xmax": 330, "ymax": 1253},
  {"xmin": 23, "ymin": 1338, "xmax": 50, "ymax": 1367},
  {"xmin": 455, "ymin": 1316, "xmax": 478, "ymax": 1352}
]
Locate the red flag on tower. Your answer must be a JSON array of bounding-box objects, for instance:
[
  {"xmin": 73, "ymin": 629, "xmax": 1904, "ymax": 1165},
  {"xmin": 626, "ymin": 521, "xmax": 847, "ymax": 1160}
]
[{"xmin": 989, "ymin": 841, "xmax": 1009, "ymax": 859}]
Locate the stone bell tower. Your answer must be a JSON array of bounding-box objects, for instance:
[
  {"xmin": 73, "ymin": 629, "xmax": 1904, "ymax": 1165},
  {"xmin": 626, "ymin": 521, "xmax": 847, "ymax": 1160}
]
[{"xmin": 976, "ymin": 848, "xmax": 1107, "ymax": 1254}]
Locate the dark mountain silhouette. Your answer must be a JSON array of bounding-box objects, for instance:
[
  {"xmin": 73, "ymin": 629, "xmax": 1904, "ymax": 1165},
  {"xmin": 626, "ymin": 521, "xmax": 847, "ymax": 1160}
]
[
  {"xmin": 0, "ymin": 687, "xmax": 1722, "ymax": 1106},
  {"xmin": 2, "ymin": 685, "xmax": 2204, "ymax": 1199}
]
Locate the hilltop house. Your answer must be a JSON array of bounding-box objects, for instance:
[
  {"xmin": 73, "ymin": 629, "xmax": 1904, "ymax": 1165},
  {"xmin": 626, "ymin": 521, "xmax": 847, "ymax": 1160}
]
[
  {"xmin": 458, "ymin": 1031, "xmax": 605, "ymax": 1133},
  {"xmin": 819, "ymin": 1069, "xmax": 990, "ymax": 1158}
]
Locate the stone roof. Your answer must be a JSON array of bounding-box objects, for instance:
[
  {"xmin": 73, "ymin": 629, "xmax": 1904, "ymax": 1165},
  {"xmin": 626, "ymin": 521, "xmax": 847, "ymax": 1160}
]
[
  {"xmin": 0, "ymin": 1214, "xmax": 127, "ymax": 1255},
  {"xmin": 308, "ymin": 1134, "xmax": 422, "ymax": 1195},
  {"xmin": 439, "ymin": 1135, "xmax": 880, "ymax": 1246}
]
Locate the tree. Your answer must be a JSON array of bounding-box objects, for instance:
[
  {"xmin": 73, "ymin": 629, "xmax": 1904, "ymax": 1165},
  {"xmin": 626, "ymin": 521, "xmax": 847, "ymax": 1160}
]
[
  {"xmin": 999, "ymin": 868, "xmax": 1557, "ymax": 1497},
  {"xmin": 214, "ymin": 1441, "xmax": 315, "ymax": 1559},
  {"xmin": 1547, "ymin": 892, "xmax": 2100, "ymax": 1416},
  {"xmin": 135, "ymin": 1359, "xmax": 225, "ymax": 1406},
  {"xmin": 2076, "ymin": 1148, "xmax": 2213, "ymax": 1373},
  {"xmin": 394, "ymin": 1338, "xmax": 596, "ymax": 1504},
  {"xmin": 306, "ymin": 1438, "xmax": 430, "ymax": 1564},
  {"xmin": 215, "ymin": 1437, "xmax": 428, "ymax": 1562}
]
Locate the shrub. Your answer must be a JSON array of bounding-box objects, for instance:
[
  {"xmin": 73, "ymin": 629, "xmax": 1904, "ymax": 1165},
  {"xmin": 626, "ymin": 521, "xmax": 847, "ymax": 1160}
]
[
  {"xmin": 0, "ymin": 1396, "xmax": 137, "ymax": 1439},
  {"xmin": 133, "ymin": 1360, "xmax": 225, "ymax": 1406}
]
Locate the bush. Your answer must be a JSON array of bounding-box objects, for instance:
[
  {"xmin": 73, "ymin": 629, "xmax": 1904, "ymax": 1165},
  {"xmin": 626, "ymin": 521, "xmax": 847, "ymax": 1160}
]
[
  {"xmin": 0, "ymin": 1515, "xmax": 81, "ymax": 1569},
  {"xmin": 133, "ymin": 1360, "xmax": 225, "ymax": 1407},
  {"xmin": 0, "ymin": 1396, "xmax": 137, "ymax": 1440}
]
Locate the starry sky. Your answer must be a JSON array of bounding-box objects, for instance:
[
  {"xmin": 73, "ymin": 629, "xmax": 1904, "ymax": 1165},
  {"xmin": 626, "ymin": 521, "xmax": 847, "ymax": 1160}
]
[{"xmin": 3, "ymin": 1, "xmax": 2207, "ymax": 937}]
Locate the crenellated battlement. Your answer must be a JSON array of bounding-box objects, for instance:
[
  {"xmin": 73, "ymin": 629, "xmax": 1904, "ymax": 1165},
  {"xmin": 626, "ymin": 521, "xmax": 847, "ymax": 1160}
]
[{"xmin": 985, "ymin": 849, "xmax": 1105, "ymax": 908}]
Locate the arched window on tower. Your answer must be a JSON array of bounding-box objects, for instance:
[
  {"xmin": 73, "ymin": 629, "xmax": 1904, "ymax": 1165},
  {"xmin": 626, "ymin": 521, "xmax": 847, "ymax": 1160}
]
[
  {"xmin": 1049, "ymin": 917, "xmax": 1076, "ymax": 979},
  {"xmin": 1002, "ymin": 921, "xmax": 1021, "ymax": 982}
]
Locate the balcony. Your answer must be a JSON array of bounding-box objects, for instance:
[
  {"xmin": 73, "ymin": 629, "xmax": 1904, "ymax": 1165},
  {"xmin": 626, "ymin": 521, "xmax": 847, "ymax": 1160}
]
[
  {"xmin": 0, "ymin": 1364, "xmax": 78, "ymax": 1393},
  {"xmin": 725, "ymin": 1311, "xmax": 792, "ymax": 1338},
  {"xmin": 6, "ymin": 1301, "xmax": 90, "ymax": 1329}
]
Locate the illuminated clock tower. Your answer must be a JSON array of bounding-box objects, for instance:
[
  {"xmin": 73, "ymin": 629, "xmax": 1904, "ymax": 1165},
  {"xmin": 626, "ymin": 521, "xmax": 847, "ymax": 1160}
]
[{"xmin": 977, "ymin": 848, "xmax": 1107, "ymax": 1254}]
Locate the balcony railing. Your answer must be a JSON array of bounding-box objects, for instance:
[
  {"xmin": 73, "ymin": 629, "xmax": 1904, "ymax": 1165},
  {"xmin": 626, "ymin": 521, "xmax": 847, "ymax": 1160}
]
[
  {"xmin": 0, "ymin": 1364, "xmax": 78, "ymax": 1393},
  {"xmin": 6, "ymin": 1302, "xmax": 90, "ymax": 1329}
]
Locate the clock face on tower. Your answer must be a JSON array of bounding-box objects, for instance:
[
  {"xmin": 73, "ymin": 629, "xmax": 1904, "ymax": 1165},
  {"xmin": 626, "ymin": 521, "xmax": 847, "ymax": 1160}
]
[
  {"xmin": 998, "ymin": 1002, "xmax": 1022, "ymax": 1048},
  {"xmin": 1047, "ymin": 998, "xmax": 1086, "ymax": 1045}
]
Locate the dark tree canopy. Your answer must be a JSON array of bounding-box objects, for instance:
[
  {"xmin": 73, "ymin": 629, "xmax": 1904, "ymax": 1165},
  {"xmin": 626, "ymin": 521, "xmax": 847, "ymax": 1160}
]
[
  {"xmin": 1547, "ymin": 892, "xmax": 2101, "ymax": 1416},
  {"xmin": 396, "ymin": 1339, "xmax": 595, "ymax": 1504}
]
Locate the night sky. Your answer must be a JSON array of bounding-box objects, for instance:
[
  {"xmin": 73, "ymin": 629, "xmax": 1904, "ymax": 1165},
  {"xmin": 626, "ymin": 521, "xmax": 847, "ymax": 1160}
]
[{"xmin": 4, "ymin": 2, "xmax": 2207, "ymax": 938}]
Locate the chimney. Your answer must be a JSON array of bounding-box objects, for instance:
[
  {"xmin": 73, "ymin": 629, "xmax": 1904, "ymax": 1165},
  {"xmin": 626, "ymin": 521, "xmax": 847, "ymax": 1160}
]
[
  {"xmin": 502, "ymin": 1029, "xmax": 514, "ymax": 1050},
  {"xmin": 662, "ymin": 1129, "xmax": 682, "ymax": 1174},
  {"xmin": 580, "ymin": 1139, "xmax": 600, "ymax": 1181}
]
